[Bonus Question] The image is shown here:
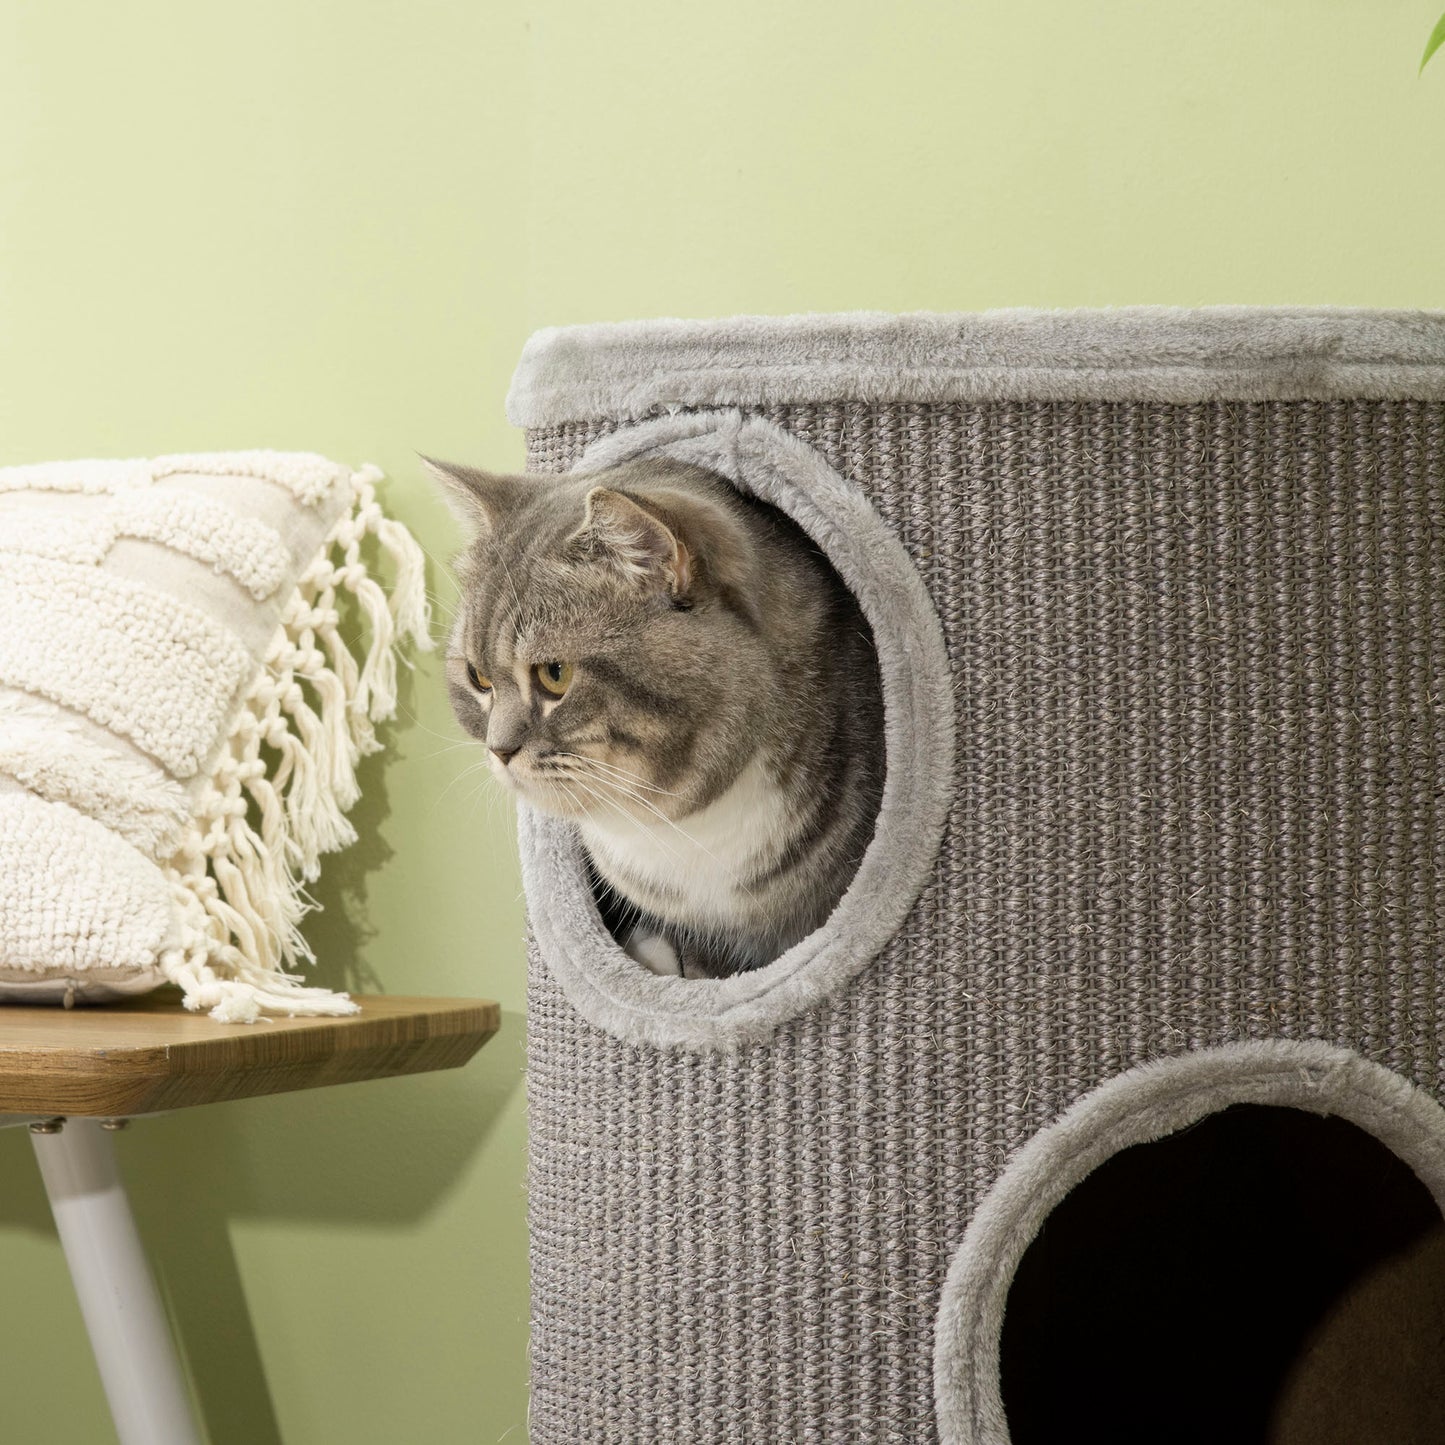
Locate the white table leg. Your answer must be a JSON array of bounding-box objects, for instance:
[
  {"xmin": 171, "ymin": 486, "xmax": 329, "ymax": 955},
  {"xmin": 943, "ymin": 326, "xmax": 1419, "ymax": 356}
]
[{"xmin": 29, "ymin": 1118, "xmax": 203, "ymax": 1445}]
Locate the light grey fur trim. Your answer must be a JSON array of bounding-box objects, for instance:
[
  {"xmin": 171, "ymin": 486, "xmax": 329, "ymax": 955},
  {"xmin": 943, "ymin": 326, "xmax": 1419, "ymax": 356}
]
[
  {"xmin": 507, "ymin": 307, "xmax": 1445, "ymax": 426},
  {"xmin": 517, "ymin": 410, "xmax": 955, "ymax": 1051},
  {"xmin": 932, "ymin": 1038, "xmax": 1445, "ymax": 1445}
]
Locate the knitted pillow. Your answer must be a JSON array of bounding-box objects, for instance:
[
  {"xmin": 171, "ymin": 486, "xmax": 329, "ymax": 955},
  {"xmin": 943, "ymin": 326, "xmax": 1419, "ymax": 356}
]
[{"xmin": 0, "ymin": 451, "xmax": 430, "ymax": 1021}]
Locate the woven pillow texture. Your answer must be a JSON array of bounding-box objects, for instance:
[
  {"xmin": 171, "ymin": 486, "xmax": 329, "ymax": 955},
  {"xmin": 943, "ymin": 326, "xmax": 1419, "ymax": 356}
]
[{"xmin": 0, "ymin": 451, "xmax": 429, "ymax": 1021}]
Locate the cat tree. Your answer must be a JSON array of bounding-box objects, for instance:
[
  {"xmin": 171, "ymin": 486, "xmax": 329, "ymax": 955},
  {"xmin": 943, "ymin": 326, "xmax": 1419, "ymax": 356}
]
[{"xmin": 505, "ymin": 309, "xmax": 1445, "ymax": 1443}]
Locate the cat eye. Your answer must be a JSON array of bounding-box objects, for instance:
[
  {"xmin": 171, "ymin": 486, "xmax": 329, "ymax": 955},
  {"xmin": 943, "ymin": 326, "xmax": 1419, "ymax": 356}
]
[
  {"xmin": 465, "ymin": 662, "xmax": 492, "ymax": 692},
  {"xmin": 535, "ymin": 660, "xmax": 574, "ymax": 698}
]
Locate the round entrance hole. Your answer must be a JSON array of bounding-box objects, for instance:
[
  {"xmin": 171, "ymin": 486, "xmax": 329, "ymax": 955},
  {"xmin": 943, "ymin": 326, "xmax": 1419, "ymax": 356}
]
[
  {"xmin": 517, "ymin": 410, "xmax": 954, "ymax": 1051},
  {"xmin": 999, "ymin": 1104, "xmax": 1445, "ymax": 1445}
]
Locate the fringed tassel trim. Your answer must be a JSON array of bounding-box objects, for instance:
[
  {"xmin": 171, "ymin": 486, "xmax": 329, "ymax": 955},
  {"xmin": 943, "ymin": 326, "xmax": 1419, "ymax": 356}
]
[{"xmin": 160, "ymin": 466, "xmax": 432, "ymax": 1021}]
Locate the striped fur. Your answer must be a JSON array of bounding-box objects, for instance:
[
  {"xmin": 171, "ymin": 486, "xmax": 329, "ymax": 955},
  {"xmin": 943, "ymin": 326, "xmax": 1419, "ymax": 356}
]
[{"xmin": 433, "ymin": 456, "xmax": 884, "ymax": 977}]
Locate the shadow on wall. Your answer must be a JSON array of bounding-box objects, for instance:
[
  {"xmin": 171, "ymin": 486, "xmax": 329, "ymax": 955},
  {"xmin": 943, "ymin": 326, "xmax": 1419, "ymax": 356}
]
[
  {"xmin": 305, "ymin": 751, "xmax": 394, "ymax": 998},
  {"xmin": 303, "ymin": 660, "xmax": 410, "ymax": 999}
]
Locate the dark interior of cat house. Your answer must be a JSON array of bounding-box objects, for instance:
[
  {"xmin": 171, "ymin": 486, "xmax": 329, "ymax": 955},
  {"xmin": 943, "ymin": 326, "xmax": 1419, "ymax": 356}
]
[{"xmin": 999, "ymin": 1104, "xmax": 1445, "ymax": 1445}]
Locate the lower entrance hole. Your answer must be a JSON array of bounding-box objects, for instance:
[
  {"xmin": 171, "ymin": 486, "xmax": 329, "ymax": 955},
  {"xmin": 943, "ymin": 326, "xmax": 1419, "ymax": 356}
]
[{"xmin": 999, "ymin": 1104, "xmax": 1445, "ymax": 1445}]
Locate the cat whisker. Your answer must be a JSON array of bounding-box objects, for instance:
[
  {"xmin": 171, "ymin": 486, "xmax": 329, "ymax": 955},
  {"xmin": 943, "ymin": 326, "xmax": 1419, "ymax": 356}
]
[
  {"xmin": 523, "ymin": 773, "xmax": 576, "ymax": 817},
  {"xmin": 456, "ymin": 774, "xmax": 499, "ymax": 816},
  {"xmin": 573, "ymin": 767, "xmax": 756, "ymax": 900},
  {"xmin": 482, "ymin": 535, "xmax": 528, "ymax": 630},
  {"xmin": 413, "ymin": 536, "xmax": 462, "ymax": 595},
  {"xmin": 460, "ymin": 768, "xmax": 501, "ymax": 817},
  {"xmin": 441, "ymin": 739, "xmax": 488, "ymax": 758},
  {"xmin": 553, "ymin": 751, "xmax": 685, "ymax": 799},
  {"xmin": 396, "ymin": 705, "xmax": 476, "ymax": 750},
  {"xmin": 562, "ymin": 771, "xmax": 692, "ymax": 867},
  {"xmin": 434, "ymin": 755, "xmax": 499, "ymax": 809},
  {"xmin": 421, "ymin": 737, "xmax": 487, "ymax": 760}
]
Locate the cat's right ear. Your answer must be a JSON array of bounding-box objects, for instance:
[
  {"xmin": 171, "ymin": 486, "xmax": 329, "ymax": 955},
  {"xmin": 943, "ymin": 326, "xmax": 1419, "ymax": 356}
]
[{"xmin": 420, "ymin": 456, "xmax": 516, "ymax": 538}]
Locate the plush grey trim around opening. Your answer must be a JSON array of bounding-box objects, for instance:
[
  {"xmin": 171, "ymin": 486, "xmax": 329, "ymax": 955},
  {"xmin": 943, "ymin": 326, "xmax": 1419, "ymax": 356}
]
[
  {"xmin": 932, "ymin": 1038, "xmax": 1445, "ymax": 1445},
  {"xmin": 506, "ymin": 307, "xmax": 1445, "ymax": 427},
  {"xmin": 517, "ymin": 410, "xmax": 955, "ymax": 1052}
]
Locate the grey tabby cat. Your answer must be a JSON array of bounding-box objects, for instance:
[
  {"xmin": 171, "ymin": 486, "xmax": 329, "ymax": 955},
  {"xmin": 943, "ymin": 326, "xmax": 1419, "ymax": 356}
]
[{"xmin": 429, "ymin": 455, "xmax": 884, "ymax": 978}]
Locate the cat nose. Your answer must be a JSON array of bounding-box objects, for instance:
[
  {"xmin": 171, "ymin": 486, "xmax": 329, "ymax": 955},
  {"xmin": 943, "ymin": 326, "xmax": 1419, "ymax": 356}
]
[{"xmin": 490, "ymin": 746, "xmax": 519, "ymax": 766}]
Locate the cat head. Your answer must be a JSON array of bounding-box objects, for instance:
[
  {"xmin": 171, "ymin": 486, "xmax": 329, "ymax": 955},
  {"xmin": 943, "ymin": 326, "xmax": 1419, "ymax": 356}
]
[{"xmin": 427, "ymin": 456, "xmax": 781, "ymax": 824}]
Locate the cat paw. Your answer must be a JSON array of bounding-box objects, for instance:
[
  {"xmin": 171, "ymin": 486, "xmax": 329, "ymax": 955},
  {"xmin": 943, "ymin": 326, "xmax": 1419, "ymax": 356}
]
[{"xmin": 625, "ymin": 931, "xmax": 683, "ymax": 977}]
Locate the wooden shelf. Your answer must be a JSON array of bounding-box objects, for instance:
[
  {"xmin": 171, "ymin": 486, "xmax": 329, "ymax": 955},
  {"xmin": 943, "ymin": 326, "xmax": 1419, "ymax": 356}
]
[{"xmin": 0, "ymin": 993, "xmax": 500, "ymax": 1118}]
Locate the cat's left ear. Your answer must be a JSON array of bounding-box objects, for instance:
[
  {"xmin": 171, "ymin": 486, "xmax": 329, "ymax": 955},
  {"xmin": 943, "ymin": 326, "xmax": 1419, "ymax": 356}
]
[
  {"xmin": 573, "ymin": 487, "xmax": 693, "ymax": 597},
  {"xmin": 420, "ymin": 456, "xmax": 518, "ymax": 538}
]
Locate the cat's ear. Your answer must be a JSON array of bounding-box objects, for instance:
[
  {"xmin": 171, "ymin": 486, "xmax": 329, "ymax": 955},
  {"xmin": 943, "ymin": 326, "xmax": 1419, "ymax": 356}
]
[
  {"xmin": 420, "ymin": 456, "xmax": 517, "ymax": 537},
  {"xmin": 573, "ymin": 487, "xmax": 692, "ymax": 596}
]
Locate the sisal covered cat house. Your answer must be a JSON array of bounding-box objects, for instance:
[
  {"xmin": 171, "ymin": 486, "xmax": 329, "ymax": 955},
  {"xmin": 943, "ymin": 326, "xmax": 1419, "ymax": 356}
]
[{"xmin": 505, "ymin": 309, "xmax": 1445, "ymax": 1444}]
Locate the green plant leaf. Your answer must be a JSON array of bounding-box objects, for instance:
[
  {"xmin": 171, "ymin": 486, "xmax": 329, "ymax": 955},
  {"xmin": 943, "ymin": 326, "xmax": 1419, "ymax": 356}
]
[{"xmin": 1421, "ymin": 12, "xmax": 1445, "ymax": 73}]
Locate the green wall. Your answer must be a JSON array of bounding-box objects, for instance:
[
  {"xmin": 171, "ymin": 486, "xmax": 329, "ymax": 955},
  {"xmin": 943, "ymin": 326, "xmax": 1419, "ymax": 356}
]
[{"xmin": 1, "ymin": 2, "xmax": 1441, "ymax": 1440}]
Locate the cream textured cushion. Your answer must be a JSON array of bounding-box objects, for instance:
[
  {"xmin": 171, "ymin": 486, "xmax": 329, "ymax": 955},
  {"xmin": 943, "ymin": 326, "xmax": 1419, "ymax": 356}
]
[{"xmin": 0, "ymin": 451, "xmax": 429, "ymax": 1021}]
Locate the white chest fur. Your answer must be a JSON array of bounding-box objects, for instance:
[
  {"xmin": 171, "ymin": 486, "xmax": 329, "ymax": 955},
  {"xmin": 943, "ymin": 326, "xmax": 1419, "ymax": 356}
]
[{"xmin": 578, "ymin": 753, "xmax": 789, "ymax": 929}]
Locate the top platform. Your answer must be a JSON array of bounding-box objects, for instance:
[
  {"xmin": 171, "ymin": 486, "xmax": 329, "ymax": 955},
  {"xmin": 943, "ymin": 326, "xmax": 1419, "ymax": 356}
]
[
  {"xmin": 0, "ymin": 994, "xmax": 499, "ymax": 1117},
  {"xmin": 506, "ymin": 307, "xmax": 1445, "ymax": 427}
]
